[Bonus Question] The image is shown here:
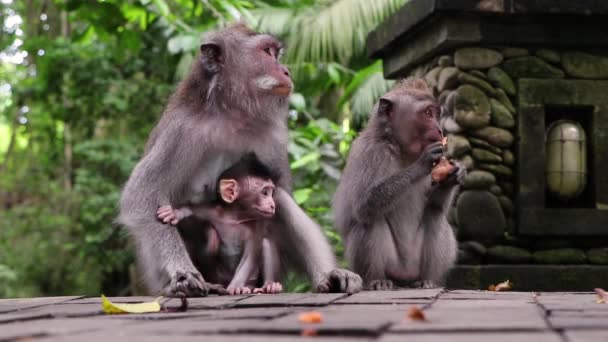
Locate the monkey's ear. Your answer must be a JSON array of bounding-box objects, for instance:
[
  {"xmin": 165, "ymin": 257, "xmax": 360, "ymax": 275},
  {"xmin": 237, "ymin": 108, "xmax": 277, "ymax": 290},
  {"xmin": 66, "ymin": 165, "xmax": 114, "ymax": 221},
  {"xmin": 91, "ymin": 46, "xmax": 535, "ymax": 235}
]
[
  {"xmin": 200, "ymin": 43, "xmax": 223, "ymax": 75},
  {"xmin": 377, "ymin": 98, "xmax": 393, "ymax": 117},
  {"xmin": 219, "ymin": 179, "xmax": 239, "ymax": 203}
]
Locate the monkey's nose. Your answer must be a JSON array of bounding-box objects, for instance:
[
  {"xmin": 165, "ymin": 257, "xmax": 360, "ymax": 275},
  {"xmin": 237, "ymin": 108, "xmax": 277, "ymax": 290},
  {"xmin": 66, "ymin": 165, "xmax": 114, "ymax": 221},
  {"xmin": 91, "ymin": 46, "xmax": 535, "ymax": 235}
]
[{"xmin": 281, "ymin": 66, "xmax": 290, "ymax": 77}]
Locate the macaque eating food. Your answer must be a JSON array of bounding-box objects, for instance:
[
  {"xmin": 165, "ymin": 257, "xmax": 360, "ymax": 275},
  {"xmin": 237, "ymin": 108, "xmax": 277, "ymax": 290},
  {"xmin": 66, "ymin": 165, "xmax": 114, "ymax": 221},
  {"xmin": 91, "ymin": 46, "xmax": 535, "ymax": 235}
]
[
  {"xmin": 431, "ymin": 137, "xmax": 456, "ymax": 184},
  {"xmin": 157, "ymin": 155, "xmax": 283, "ymax": 295},
  {"xmin": 333, "ymin": 78, "xmax": 466, "ymax": 290}
]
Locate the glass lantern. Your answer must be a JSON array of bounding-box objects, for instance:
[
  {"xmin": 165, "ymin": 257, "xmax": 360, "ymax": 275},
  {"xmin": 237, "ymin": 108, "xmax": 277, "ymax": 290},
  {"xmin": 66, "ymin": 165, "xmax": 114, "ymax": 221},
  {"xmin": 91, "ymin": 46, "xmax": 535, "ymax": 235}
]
[{"xmin": 545, "ymin": 120, "xmax": 587, "ymax": 201}]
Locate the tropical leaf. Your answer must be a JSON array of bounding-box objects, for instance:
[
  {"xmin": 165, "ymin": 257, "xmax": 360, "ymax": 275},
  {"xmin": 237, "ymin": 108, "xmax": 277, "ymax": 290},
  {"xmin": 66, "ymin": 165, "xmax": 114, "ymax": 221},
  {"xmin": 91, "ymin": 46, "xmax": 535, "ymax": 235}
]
[
  {"xmin": 338, "ymin": 60, "xmax": 382, "ymax": 108},
  {"xmin": 334, "ymin": 60, "xmax": 395, "ymax": 125},
  {"xmin": 248, "ymin": 7, "xmax": 295, "ymax": 36},
  {"xmin": 286, "ymin": 0, "xmax": 408, "ymax": 64}
]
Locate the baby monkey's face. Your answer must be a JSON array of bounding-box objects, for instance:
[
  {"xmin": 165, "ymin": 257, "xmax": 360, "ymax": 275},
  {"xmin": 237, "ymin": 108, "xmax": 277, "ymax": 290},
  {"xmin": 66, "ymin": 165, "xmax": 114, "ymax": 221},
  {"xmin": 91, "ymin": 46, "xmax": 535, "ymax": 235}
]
[
  {"xmin": 220, "ymin": 175, "xmax": 276, "ymax": 218},
  {"xmin": 246, "ymin": 177, "xmax": 276, "ymax": 218}
]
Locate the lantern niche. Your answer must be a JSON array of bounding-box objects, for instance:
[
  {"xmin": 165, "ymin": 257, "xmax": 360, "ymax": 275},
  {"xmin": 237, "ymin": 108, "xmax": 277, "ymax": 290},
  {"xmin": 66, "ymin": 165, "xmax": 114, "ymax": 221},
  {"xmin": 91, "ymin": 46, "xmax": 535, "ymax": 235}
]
[{"xmin": 545, "ymin": 120, "xmax": 587, "ymax": 201}]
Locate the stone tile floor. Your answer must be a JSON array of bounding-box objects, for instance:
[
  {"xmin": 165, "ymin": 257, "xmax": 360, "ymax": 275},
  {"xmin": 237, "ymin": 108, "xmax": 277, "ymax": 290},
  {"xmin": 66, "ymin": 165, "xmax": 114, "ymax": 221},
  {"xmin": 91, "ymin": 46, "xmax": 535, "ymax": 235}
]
[{"xmin": 1, "ymin": 289, "xmax": 607, "ymax": 341}]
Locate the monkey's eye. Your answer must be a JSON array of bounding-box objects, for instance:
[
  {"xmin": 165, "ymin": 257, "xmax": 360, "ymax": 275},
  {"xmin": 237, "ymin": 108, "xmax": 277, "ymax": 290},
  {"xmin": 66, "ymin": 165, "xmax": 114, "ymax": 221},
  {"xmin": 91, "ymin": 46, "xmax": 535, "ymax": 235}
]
[
  {"xmin": 424, "ymin": 108, "xmax": 434, "ymax": 118},
  {"xmin": 264, "ymin": 47, "xmax": 273, "ymax": 56},
  {"xmin": 261, "ymin": 188, "xmax": 269, "ymax": 196}
]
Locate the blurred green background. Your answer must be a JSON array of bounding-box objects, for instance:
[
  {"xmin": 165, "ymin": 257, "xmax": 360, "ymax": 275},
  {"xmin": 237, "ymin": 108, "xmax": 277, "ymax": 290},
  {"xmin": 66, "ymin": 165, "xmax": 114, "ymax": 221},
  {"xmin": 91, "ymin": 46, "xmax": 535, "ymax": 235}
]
[{"xmin": 0, "ymin": 0, "xmax": 405, "ymax": 297}]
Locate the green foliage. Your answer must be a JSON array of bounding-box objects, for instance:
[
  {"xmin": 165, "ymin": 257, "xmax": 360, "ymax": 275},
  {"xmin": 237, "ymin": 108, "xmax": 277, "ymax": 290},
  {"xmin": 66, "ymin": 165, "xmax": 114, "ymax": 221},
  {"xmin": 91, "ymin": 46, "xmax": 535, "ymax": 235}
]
[
  {"xmin": 289, "ymin": 118, "xmax": 354, "ymax": 260},
  {"xmin": 0, "ymin": 0, "xmax": 403, "ymax": 297}
]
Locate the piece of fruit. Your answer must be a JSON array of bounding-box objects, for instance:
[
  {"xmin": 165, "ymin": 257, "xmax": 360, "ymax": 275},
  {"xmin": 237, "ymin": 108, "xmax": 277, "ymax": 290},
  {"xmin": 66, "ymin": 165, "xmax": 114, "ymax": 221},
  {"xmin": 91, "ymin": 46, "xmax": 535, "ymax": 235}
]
[
  {"xmin": 488, "ymin": 280, "xmax": 513, "ymax": 292},
  {"xmin": 406, "ymin": 306, "xmax": 426, "ymax": 321},
  {"xmin": 299, "ymin": 311, "xmax": 323, "ymax": 324},
  {"xmin": 431, "ymin": 157, "xmax": 455, "ymax": 183}
]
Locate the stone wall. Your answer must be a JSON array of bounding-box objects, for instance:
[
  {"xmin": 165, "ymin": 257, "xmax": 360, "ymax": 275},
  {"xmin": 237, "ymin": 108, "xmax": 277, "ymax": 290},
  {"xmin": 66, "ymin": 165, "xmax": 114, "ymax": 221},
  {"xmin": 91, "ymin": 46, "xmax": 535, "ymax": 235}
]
[{"xmin": 412, "ymin": 47, "xmax": 608, "ymax": 266}]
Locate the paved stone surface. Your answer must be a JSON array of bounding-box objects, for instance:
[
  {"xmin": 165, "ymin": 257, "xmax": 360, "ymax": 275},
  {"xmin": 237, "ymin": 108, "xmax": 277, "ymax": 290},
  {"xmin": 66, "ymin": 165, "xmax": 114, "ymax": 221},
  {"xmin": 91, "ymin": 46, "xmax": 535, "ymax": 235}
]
[{"xmin": 1, "ymin": 290, "xmax": 608, "ymax": 341}]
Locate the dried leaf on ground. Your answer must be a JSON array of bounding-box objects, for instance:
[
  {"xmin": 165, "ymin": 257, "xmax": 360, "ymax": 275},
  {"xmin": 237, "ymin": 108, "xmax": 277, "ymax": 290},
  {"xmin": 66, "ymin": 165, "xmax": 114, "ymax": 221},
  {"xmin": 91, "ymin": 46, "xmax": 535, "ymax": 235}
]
[
  {"xmin": 406, "ymin": 305, "xmax": 426, "ymax": 321},
  {"xmin": 594, "ymin": 288, "xmax": 608, "ymax": 304},
  {"xmin": 299, "ymin": 311, "xmax": 323, "ymax": 324},
  {"xmin": 488, "ymin": 280, "xmax": 513, "ymax": 292}
]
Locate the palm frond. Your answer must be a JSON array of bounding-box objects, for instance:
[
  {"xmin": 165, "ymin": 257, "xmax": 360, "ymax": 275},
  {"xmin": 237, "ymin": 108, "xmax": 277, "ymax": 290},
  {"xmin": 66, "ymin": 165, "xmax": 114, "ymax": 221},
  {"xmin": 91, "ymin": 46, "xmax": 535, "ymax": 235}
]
[
  {"xmin": 286, "ymin": 0, "xmax": 408, "ymax": 64},
  {"xmin": 349, "ymin": 68, "xmax": 394, "ymax": 126},
  {"xmin": 247, "ymin": 7, "xmax": 296, "ymax": 37}
]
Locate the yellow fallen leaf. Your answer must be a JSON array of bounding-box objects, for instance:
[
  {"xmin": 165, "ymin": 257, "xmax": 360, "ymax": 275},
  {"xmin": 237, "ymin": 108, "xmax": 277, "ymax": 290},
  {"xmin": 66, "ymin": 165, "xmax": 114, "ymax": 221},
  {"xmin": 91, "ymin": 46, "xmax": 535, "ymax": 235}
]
[{"xmin": 101, "ymin": 295, "xmax": 162, "ymax": 314}]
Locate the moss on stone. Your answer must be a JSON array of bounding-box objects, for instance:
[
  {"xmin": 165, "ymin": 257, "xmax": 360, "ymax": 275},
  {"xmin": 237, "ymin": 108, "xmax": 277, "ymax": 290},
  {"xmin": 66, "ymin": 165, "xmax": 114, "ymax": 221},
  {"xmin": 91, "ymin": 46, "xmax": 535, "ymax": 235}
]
[
  {"xmin": 503, "ymin": 56, "xmax": 565, "ymax": 79},
  {"xmin": 472, "ymin": 148, "xmax": 503, "ymax": 163},
  {"xmin": 458, "ymin": 72, "xmax": 497, "ymax": 96},
  {"xmin": 533, "ymin": 248, "xmax": 587, "ymax": 264},
  {"xmin": 562, "ymin": 51, "xmax": 608, "ymax": 79},
  {"xmin": 587, "ymin": 248, "xmax": 608, "ymax": 264},
  {"xmin": 487, "ymin": 245, "xmax": 532, "ymax": 264},
  {"xmin": 487, "ymin": 67, "xmax": 516, "ymax": 96}
]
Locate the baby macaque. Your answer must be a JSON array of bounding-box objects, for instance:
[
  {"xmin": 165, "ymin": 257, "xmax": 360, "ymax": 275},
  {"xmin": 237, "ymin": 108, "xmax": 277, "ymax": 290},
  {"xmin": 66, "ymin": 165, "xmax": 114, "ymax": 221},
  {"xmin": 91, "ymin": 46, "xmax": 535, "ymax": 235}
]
[{"xmin": 157, "ymin": 156, "xmax": 282, "ymax": 295}]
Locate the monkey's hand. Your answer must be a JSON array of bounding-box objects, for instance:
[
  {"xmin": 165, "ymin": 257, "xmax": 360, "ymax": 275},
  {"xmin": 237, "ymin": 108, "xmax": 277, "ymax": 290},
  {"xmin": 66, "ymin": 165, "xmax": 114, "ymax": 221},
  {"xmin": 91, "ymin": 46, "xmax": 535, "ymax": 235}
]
[
  {"xmin": 163, "ymin": 268, "xmax": 210, "ymax": 297},
  {"xmin": 157, "ymin": 205, "xmax": 182, "ymax": 226},
  {"xmin": 415, "ymin": 142, "xmax": 445, "ymax": 175},
  {"xmin": 253, "ymin": 282, "xmax": 283, "ymax": 294},
  {"xmin": 436, "ymin": 161, "xmax": 466, "ymax": 187},
  {"xmin": 428, "ymin": 161, "xmax": 466, "ymax": 209},
  {"xmin": 315, "ymin": 269, "xmax": 363, "ymax": 294}
]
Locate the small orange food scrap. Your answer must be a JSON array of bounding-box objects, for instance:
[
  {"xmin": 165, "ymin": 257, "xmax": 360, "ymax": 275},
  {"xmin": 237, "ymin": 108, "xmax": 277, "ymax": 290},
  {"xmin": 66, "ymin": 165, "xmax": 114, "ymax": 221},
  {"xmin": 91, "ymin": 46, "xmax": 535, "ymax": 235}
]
[
  {"xmin": 488, "ymin": 280, "xmax": 513, "ymax": 292},
  {"xmin": 301, "ymin": 328, "xmax": 318, "ymax": 337},
  {"xmin": 431, "ymin": 157, "xmax": 455, "ymax": 183},
  {"xmin": 594, "ymin": 288, "xmax": 608, "ymax": 304},
  {"xmin": 406, "ymin": 305, "xmax": 426, "ymax": 321},
  {"xmin": 299, "ymin": 311, "xmax": 323, "ymax": 324}
]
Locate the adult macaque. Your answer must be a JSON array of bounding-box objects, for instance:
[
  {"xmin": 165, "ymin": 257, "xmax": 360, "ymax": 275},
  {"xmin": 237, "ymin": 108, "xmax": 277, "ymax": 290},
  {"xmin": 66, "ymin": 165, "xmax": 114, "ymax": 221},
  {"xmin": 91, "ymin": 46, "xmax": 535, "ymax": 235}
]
[
  {"xmin": 332, "ymin": 78, "xmax": 465, "ymax": 290},
  {"xmin": 157, "ymin": 155, "xmax": 282, "ymax": 295},
  {"xmin": 119, "ymin": 23, "xmax": 362, "ymax": 297}
]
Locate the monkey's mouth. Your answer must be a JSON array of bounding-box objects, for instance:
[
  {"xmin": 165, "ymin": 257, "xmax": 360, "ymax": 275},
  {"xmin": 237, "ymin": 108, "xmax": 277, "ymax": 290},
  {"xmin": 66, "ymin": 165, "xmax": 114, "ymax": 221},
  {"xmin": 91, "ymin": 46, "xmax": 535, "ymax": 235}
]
[
  {"xmin": 255, "ymin": 208, "xmax": 275, "ymax": 218},
  {"xmin": 255, "ymin": 209, "xmax": 275, "ymax": 218},
  {"xmin": 273, "ymin": 84, "xmax": 292, "ymax": 96}
]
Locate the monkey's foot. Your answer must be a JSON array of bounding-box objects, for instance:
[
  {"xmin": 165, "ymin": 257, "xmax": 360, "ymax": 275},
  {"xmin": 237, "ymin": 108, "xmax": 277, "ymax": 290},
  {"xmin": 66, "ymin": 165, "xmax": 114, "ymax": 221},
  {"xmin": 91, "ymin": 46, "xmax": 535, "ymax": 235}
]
[
  {"xmin": 411, "ymin": 280, "xmax": 439, "ymax": 289},
  {"xmin": 368, "ymin": 279, "xmax": 394, "ymax": 291},
  {"xmin": 227, "ymin": 286, "xmax": 252, "ymax": 295},
  {"xmin": 315, "ymin": 269, "xmax": 363, "ymax": 294},
  {"xmin": 253, "ymin": 282, "xmax": 283, "ymax": 294},
  {"xmin": 164, "ymin": 270, "xmax": 209, "ymax": 297}
]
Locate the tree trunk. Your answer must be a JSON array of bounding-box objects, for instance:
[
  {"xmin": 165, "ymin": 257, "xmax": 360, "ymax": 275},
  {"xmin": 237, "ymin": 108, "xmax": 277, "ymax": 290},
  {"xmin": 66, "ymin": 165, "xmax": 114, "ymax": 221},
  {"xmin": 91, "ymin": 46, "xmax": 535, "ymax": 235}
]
[
  {"xmin": 61, "ymin": 9, "xmax": 72, "ymax": 192},
  {"xmin": 0, "ymin": 108, "xmax": 19, "ymax": 174}
]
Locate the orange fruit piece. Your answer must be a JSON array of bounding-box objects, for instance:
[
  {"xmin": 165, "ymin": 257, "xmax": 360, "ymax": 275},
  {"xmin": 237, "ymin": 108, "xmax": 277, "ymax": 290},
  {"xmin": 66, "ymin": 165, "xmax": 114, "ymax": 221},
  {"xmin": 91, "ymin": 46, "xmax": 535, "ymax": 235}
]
[
  {"xmin": 407, "ymin": 306, "xmax": 426, "ymax": 321},
  {"xmin": 299, "ymin": 311, "xmax": 323, "ymax": 324}
]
